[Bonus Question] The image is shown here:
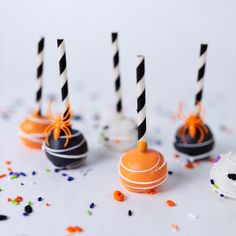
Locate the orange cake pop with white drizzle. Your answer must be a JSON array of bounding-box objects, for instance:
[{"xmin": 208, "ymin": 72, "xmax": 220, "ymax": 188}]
[{"xmin": 118, "ymin": 55, "xmax": 168, "ymax": 193}]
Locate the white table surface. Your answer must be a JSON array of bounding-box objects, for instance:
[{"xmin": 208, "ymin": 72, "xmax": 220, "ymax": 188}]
[{"xmin": 0, "ymin": 0, "xmax": 236, "ymax": 235}]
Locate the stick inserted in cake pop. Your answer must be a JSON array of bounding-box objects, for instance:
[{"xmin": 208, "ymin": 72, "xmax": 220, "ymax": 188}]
[
  {"xmin": 35, "ymin": 37, "xmax": 44, "ymax": 116},
  {"xmin": 19, "ymin": 37, "xmax": 50, "ymax": 149},
  {"xmin": 100, "ymin": 33, "xmax": 137, "ymax": 152},
  {"xmin": 174, "ymin": 44, "xmax": 214, "ymax": 161},
  {"xmin": 112, "ymin": 32, "xmax": 122, "ymax": 114},
  {"xmin": 118, "ymin": 55, "xmax": 168, "ymax": 193},
  {"xmin": 195, "ymin": 44, "xmax": 207, "ymax": 114},
  {"xmin": 43, "ymin": 39, "xmax": 88, "ymax": 168}
]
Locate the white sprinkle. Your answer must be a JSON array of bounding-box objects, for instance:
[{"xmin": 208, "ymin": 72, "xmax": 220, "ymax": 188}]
[{"xmin": 188, "ymin": 213, "xmax": 198, "ymax": 219}]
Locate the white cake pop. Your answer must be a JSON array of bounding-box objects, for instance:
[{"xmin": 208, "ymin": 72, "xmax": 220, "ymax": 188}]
[
  {"xmin": 100, "ymin": 114, "xmax": 137, "ymax": 152},
  {"xmin": 210, "ymin": 151, "xmax": 236, "ymax": 199}
]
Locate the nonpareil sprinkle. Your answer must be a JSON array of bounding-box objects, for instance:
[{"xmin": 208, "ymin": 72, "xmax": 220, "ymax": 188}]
[{"xmin": 166, "ymin": 200, "xmax": 176, "ymax": 207}]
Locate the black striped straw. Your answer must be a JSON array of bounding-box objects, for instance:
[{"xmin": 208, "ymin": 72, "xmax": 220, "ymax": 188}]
[
  {"xmin": 195, "ymin": 44, "xmax": 208, "ymax": 113},
  {"xmin": 136, "ymin": 55, "xmax": 147, "ymax": 145},
  {"xmin": 57, "ymin": 39, "xmax": 70, "ymax": 118},
  {"xmin": 35, "ymin": 37, "xmax": 44, "ymax": 116},
  {"xmin": 111, "ymin": 32, "xmax": 122, "ymax": 114}
]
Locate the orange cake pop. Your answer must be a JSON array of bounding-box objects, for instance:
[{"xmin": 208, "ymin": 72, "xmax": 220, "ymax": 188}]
[
  {"xmin": 19, "ymin": 37, "xmax": 50, "ymax": 149},
  {"xmin": 118, "ymin": 55, "xmax": 168, "ymax": 193}
]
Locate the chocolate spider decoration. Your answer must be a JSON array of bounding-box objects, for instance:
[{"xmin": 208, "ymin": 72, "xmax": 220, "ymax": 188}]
[
  {"xmin": 45, "ymin": 102, "xmax": 73, "ymax": 147},
  {"xmin": 177, "ymin": 103, "xmax": 209, "ymax": 144}
]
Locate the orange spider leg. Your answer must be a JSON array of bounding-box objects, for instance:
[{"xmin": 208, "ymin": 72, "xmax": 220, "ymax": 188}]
[
  {"xmin": 201, "ymin": 124, "xmax": 209, "ymax": 134},
  {"xmin": 180, "ymin": 125, "xmax": 188, "ymax": 144},
  {"xmin": 189, "ymin": 125, "xmax": 197, "ymax": 138},
  {"xmin": 195, "ymin": 125, "xmax": 205, "ymax": 143},
  {"xmin": 44, "ymin": 124, "xmax": 56, "ymax": 145},
  {"xmin": 61, "ymin": 126, "xmax": 71, "ymax": 147}
]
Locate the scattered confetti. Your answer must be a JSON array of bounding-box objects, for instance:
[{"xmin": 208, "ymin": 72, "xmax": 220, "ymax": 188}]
[
  {"xmin": 128, "ymin": 210, "xmax": 132, "ymax": 216},
  {"xmin": 171, "ymin": 224, "xmax": 179, "ymax": 232},
  {"xmin": 5, "ymin": 161, "xmax": 11, "ymax": 165},
  {"xmin": 67, "ymin": 176, "xmax": 74, "ymax": 182},
  {"xmin": 166, "ymin": 200, "xmax": 176, "ymax": 207},
  {"xmin": 168, "ymin": 171, "xmax": 173, "ymax": 175},
  {"xmin": 0, "ymin": 215, "xmax": 8, "ymax": 221},
  {"xmin": 32, "ymin": 171, "xmax": 36, "ymax": 175},
  {"xmin": 87, "ymin": 210, "xmax": 92, "ymax": 216},
  {"xmin": 113, "ymin": 191, "xmax": 125, "ymax": 202},
  {"xmin": 89, "ymin": 203, "xmax": 95, "ymax": 209},
  {"xmin": 37, "ymin": 197, "xmax": 43, "ymax": 202},
  {"xmin": 24, "ymin": 205, "xmax": 33, "ymax": 214},
  {"xmin": 67, "ymin": 226, "xmax": 83, "ymax": 233},
  {"xmin": 0, "ymin": 174, "xmax": 7, "ymax": 179}
]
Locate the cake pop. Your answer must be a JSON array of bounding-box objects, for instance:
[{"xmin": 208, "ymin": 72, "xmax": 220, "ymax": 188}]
[
  {"xmin": 210, "ymin": 152, "xmax": 236, "ymax": 199},
  {"xmin": 19, "ymin": 37, "xmax": 50, "ymax": 149},
  {"xmin": 43, "ymin": 39, "xmax": 88, "ymax": 168},
  {"xmin": 174, "ymin": 44, "xmax": 214, "ymax": 161},
  {"xmin": 119, "ymin": 55, "xmax": 168, "ymax": 193},
  {"xmin": 100, "ymin": 32, "xmax": 137, "ymax": 152}
]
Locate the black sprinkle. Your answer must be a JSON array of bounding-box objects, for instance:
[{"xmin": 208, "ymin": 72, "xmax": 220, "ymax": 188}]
[
  {"xmin": 220, "ymin": 194, "xmax": 224, "ymax": 197},
  {"xmin": 168, "ymin": 171, "xmax": 173, "ymax": 175},
  {"xmin": 0, "ymin": 215, "xmax": 8, "ymax": 221},
  {"xmin": 103, "ymin": 125, "xmax": 109, "ymax": 130},
  {"xmin": 228, "ymin": 173, "xmax": 236, "ymax": 181},
  {"xmin": 24, "ymin": 205, "xmax": 33, "ymax": 214},
  {"xmin": 210, "ymin": 179, "xmax": 214, "ymax": 185},
  {"xmin": 73, "ymin": 114, "xmax": 83, "ymax": 121},
  {"xmin": 90, "ymin": 203, "xmax": 95, "ymax": 209},
  {"xmin": 128, "ymin": 210, "xmax": 132, "ymax": 216}
]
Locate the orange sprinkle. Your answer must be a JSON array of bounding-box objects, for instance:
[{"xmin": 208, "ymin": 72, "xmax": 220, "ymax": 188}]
[
  {"xmin": 7, "ymin": 168, "xmax": 12, "ymax": 172},
  {"xmin": 166, "ymin": 200, "xmax": 176, "ymax": 207},
  {"xmin": 7, "ymin": 197, "xmax": 11, "ymax": 202},
  {"xmin": 14, "ymin": 196, "xmax": 23, "ymax": 203},
  {"xmin": 185, "ymin": 163, "xmax": 194, "ymax": 169},
  {"xmin": 67, "ymin": 226, "xmax": 83, "ymax": 233},
  {"xmin": 113, "ymin": 191, "xmax": 125, "ymax": 202},
  {"xmin": 114, "ymin": 139, "xmax": 121, "ymax": 144},
  {"xmin": 0, "ymin": 174, "xmax": 7, "ymax": 179},
  {"xmin": 5, "ymin": 161, "xmax": 11, "ymax": 165},
  {"xmin": 171, "ymin": 224, "xmax": 179, "ymax": 232},
  {"xmin": 45, "ymin": 203, "xmax": 50, "ymax": 207}
]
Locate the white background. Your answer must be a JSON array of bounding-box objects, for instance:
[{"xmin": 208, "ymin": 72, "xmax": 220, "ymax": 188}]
[{"xmin": 0, "ymin": 0, "xmax": 236, "ymax": 235}]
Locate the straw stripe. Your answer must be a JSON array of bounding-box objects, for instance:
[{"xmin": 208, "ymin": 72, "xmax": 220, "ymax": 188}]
[
  {"xmin": 112, "ymin": 32, "xmax": 122, "ymax": 113},
  {"xmin": 57, "ymin": 39, "xmax": 70, "ymax": 118},
  {"xmin": 195, "ymin": 44, "xmax": 208, "ymax": 107},
  {"xmin": 35, "ymin": 37, "xmax": 44, "ymax": 115},
  {"xmin": 136, "ymin": 55, "xmax": 146, "ymax": 141}
]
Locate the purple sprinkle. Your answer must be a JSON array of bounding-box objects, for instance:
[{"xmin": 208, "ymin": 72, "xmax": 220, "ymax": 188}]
[
  {"xmin": 9, "ymin": 172, "xmax": 13, "ymax": 175},
  {"xmin": 20, "ymin": 172, "xmax": 27, "ymax": 177},
  {"xmin": 62, "ymin": 173, "xmax": 67, "ymax": 177},
  {"xmin": 32, "ymin": 171, "xmax": 36, "ymax": 175},
  {"xmin": 37, "ymin": 197, "xmax": 43, "ymax": 202},
  {"xmin": 67, "ymin": 176, "xmax": 74, "ymax": 182},
  {"xmin": 214, "ymin": 156, "xmax": 221, "ymax": 163},
  {"xmin": 54, "ymin": 168, "xmax": 60, "ymax": 173},
  {"xmin": 210, "ymin": 179, "xmax": 214, "ymax": 185},
  {"xmin": 23, "ymin": 212, "xmax": 28, "ymax": 216}
]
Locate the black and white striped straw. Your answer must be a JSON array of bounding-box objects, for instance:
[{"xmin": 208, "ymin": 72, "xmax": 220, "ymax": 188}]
[
  {"xmin": 35, "ymin": 37, "xmax": 44, "ymax": 116},
  {"xmin": 136, "ymin": 55, "xmax": 146, "ymax": 142},
  {"xmin": 111, "ymin": 32, "xmax": 122, "ymax": 113},
  {"xmin": 57, "ymin": 39, "xmax": 70, "ymax": 118},
  {"xmin": 195, "ymin": 44, "xmax": 208, "ymax": 112}
]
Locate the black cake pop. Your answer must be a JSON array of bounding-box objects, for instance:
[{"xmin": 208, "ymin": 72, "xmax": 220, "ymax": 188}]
[
  {"xmin": 43, "ymin": 39, "xmax": 88, "ymax": 168},
  {"xmin": 174, "ymin": 44, "xmax": 214, "ymax": 161}
]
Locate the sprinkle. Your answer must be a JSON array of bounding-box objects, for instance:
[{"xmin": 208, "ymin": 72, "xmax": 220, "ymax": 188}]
[
  {"xmin": 67, "ymin": 176, "xmax": 74, "ymax": 182},
  {"xmin": 7, "ymin": 168, "xmax": 12, "ymax": 172},
  {"xmin": 45, "ymin": 168, "xmax": 51, "ymax": 173},
  {"xmin": 87, "ymin": 210, "xmax": 92, "ymax": 216},
  {"xmin": 0, "ymin": 215, "xmax": 8, "ymax": 221},
  {"xmin": 54, "ymin": 168, "xmax": 60, "ymax": 173},
  {"xmin": 67, "ymin": 226, "xmax": 83, "ymax": 233},
  {"xmin": 171, "ymin": 224, "xmax": 179, "ymax": 232},
  {"xmin": 12, "ymin": 200, "xmax": 19, "ymax": 205},
  {"xmin": 45, "ymin": 203, "xmax": 50, "ymax": 207},
  {"xmin": 7, "ymin": 198, "xmax": 11, "ymax": 202},
  {"xmin": 210, "ymin": 179, "xmax": 214, "ymax": 185},
  {"xmin": 23, "ymin": 212, "xmax": 28, "ymax": 216},
  {"xmin": 185, "ymin": 163, "xmax": 194, "ymax": 169},
  {"xmin": 89, "ymin": 203, "xmax": 95, "ymax": 209},
  {"xmin": 62, "ymin": 173, "xmax": 67, "ymax": 177},
  {"xmin": 0, "ymin": 188, "xmax": 3, "ymax": 192},
  {"xmin": 37, "ymin": 197, "xmax": 43, "ymax": 202},
  {"xmin": 20, "ymin": 183, "xmax": 24, "ymax": 186},
  {"xmin": 5, "ymin": 161, "xmax": 11, "ymax": 165},
  {"xmin": 14, "ymin": 196, "xmax": 23, "ymax": 203},
  {"xmin": 188, "ymin": 213, "xmax": 198, "ymax": 219},
  {"xmin": 27, "ymin": 201, "xmax": 32, "ymax": 206},
  {"xmin": 128, "ymin": 210, "xmax": 132, "ymax": 216},
  {"xmin": 0, "ymin": 174, "xmax": 7, "ymax": 179},
  {"xmin": 166, "ymin": 200, "xmax": 176, "ymax": 207},
  {"xmin": 32, "ymin": 171, "xmax": 36, "ymax": 175},
  {"xmin": 20, "ymin": 172, "xmax": 27, "ymax": 177},
  {"xmin": 220, "ymin": 194, "xmax": 224, "ymax": 197},
  {"xmin": 168, "ymin": 171, "xmax": 173, "ymax": 175},
  {"xmin": 24, "ymin": 205, "xmax": 33, "ymax": 214},
  {"xmin": 113, "ymin": 191, "xmax": 125, "ymax": 202}
]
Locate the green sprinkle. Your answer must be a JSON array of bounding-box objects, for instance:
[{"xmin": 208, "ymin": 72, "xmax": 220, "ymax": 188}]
[
  {"xmin": 27, "ymin": 201, "xmax": 33, "ymax": 206},
  {"xmin": 11, "ymin": 175, "xmax": 18, "ymax": 179},
  {"xmin": 87, "ymin": 210, "xmax": 92, "ymax": 216},
  {"xmin": 11, "ymin": 200, "xmax": 18, "ymax": 205},
  {"xmin": 213, "ymin": 184, "xmax": 219, "ymax": 189},
  {"xmin": 45, "ymin": 168, "xmax": 51, "ymax": 173},
  {"xmin": 0, "ymin": 188, "xmax": 3, "ymax": 192}
]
